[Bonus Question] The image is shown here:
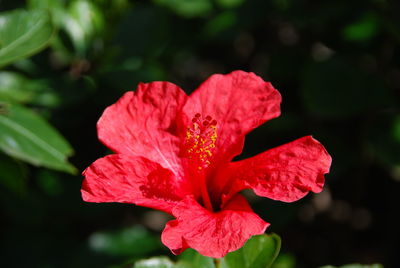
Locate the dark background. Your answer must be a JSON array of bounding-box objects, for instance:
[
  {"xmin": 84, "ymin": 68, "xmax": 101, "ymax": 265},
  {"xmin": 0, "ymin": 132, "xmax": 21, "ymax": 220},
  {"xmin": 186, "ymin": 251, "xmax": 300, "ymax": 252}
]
[{"xmin": 0, "ymin": 0, "xmax": 399, "ymax": 267}]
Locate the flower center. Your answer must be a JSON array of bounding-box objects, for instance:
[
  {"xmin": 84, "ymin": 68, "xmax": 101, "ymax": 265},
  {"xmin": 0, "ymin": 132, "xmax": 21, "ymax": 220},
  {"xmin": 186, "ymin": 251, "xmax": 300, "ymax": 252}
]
[
  {"xmin": 184, "ymin": 113, "xmax": 218, "ymax": 212},
  {"xmin": 185, "ymin": 113, "xmax": 218, "ymax": 170}
]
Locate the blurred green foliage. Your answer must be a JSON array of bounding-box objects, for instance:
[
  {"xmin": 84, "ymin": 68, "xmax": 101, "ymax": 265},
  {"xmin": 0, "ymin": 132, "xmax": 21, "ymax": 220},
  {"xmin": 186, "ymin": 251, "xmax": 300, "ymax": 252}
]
[
  {"xmin": 89, "ymin": 225, "xmax": 162, "ymax": 257},
  {"xmin": 0, "ymin": 0, "xmax": 398, "ymax": 267},
  {"xmin": 320, "ymin": 265, "xmax": 383, "ymax": 268}
]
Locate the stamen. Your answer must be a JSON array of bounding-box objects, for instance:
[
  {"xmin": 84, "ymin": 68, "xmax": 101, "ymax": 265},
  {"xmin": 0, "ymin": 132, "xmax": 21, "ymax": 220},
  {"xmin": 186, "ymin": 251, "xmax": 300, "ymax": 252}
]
[{"xmin": 185, "ymin": 113, "xmax": 218, "ymax": 170}]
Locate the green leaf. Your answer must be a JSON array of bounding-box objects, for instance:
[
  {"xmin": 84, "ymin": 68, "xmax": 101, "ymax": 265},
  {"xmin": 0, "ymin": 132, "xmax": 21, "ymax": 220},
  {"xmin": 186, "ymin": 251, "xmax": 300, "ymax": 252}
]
[
  {"xmin": 319, "ymin": 264, "xmax": 383, "ymax": 268},
  {"xmin": 133, "ymin": 234, "xmax": 281, "ymax": 268},
  {"xmin": 28, "ymin": 0, "xmax": 66, "ymax": 26},
  {"xmin": 134, "ymin": 257, "xmax": 175, "ymax": 268},
  {"xmin": 89, "ymin": 225, "xmax": 161, "ymax": 257},
  {"xmin": 271, "ymin": 253, "xmax": 296, "ymax": 268},
  {"xmin": 0, "ymin": 102, "xmax": 75, "ymax": 173},
  {"xmin": 176, "ymin": 249, "xmax": 215, "ymax": 268},
  {"xmin": 0, "ymin": 9, "xmax": 55, "ymax": 68},
  {"xmin": 221, "ymin": 234, "xmax": 281, "ymax": 268}
]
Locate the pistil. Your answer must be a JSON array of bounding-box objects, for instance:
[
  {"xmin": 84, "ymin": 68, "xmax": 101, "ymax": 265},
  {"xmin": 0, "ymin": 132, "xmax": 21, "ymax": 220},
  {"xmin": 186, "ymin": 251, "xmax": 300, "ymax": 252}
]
[{"xmin": 184, "ymin": 113, "xmax": 218, "ymax": 211}]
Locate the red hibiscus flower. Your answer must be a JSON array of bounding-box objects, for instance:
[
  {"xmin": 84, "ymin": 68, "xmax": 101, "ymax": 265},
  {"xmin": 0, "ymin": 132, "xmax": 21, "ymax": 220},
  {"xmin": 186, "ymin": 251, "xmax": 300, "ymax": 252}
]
[{"xmin": 82, "ymin": 71, "xmax": 331, "ymax": 258}]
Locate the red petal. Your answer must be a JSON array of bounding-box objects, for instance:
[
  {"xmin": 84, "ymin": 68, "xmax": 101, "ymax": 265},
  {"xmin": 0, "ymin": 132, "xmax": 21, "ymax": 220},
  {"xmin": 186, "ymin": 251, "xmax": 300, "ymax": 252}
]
[
  {"xmin": 224, "ymin": 136, "xmax": 332, "ymax": 203},
  {"xmin": 161, "ymin": 195, "xmax": 269, "ymax": 258},
  {"xmin": 181, "ymin": 71, "xmax": 281, "ymax": 164},
  {"xmin": 161, "ymin": 220, "xmax": 189, "ymax": 255},
  {"xmin": 82, "ymin": 154, "xmax": 189, "ymax": 214},
  {"xmin": 97, "ymin": 82, "xmax": 188, "ymax": 176}
]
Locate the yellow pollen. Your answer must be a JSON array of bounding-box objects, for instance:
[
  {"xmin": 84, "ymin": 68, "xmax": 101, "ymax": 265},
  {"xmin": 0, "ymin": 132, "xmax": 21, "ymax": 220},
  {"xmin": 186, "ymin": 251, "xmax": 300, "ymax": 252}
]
[{"xmin": 185, "ymin": 114, "xmax": 217, "ymax": 169}]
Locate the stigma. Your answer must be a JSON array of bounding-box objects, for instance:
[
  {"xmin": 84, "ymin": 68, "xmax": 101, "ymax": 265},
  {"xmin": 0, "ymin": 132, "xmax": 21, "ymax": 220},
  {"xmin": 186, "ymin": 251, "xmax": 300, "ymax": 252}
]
[{"xmin": 185, "ymin": 113, "xmax": 217, "ymax": 170}]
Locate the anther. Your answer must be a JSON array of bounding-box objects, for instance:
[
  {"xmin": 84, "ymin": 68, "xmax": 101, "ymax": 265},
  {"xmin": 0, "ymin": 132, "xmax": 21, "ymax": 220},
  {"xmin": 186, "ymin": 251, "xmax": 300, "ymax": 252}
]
[{"xmin": 184, "ymin": 113, "xmax": 218, "ymax": 169}]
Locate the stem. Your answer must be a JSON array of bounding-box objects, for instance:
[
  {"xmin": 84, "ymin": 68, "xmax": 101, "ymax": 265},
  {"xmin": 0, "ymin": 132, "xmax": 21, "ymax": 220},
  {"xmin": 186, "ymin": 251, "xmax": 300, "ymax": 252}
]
[{"xmin": 214, "ymin": 258, "xmax": 221, "ymax": 268}]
